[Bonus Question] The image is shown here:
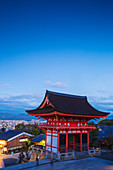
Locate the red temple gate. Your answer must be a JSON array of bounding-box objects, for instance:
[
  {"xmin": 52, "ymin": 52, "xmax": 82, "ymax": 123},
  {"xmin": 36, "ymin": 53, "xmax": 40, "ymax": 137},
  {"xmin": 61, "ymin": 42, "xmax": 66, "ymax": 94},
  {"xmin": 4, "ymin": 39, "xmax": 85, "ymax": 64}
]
[{"xmin": 26, "ymin": 90, "xmax": 109, "ymax": 153}]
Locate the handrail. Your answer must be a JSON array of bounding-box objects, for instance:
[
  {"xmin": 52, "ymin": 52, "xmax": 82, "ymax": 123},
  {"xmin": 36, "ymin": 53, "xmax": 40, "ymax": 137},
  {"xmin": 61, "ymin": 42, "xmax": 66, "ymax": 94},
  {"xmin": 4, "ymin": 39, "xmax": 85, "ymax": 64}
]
[
  {"xmin": 39, "ymin": 124, "xmax": 95, "ymax": 127},
  {"xmin": 39, "ymin": 124, "xmax": 95, "ymax": 129}
]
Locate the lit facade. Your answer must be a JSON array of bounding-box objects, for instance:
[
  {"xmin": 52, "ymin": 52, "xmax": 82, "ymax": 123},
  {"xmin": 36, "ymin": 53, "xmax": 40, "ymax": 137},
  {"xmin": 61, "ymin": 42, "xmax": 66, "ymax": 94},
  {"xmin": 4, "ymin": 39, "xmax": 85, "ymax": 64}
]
[{"xmin": 0, "ymin": 130, "xmax": 33, "ymax": 153}]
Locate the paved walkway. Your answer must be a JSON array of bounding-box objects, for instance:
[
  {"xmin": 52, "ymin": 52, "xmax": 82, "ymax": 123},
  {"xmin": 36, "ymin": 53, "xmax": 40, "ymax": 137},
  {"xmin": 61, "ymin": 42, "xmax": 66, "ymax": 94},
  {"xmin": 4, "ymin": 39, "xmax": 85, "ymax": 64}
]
[
  {"xmin": 2, "ymin": 157, "xmax": 113, "ymax": 170},
  {"xmin": 96, "ymin": 152, "xmax": 113, "ymax": 162},
  {"xmin": 0, "ymin": 159, "xmax": 5, "ymax": 169},
  {"xmin": 3, "ymin": 158, "xmax": 18, "ymax": 167},
  {"xmin": 0, "ymin": 153, "xmax": 19, "ymax": 168}
]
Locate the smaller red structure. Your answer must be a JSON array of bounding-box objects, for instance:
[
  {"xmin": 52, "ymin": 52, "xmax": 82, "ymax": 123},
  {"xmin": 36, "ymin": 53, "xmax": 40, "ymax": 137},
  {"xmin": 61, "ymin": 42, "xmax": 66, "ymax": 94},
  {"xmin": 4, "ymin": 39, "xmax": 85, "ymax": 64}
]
[{"xmin": 26, "ymin": 90, "xmax": 109, "ymax": 153}]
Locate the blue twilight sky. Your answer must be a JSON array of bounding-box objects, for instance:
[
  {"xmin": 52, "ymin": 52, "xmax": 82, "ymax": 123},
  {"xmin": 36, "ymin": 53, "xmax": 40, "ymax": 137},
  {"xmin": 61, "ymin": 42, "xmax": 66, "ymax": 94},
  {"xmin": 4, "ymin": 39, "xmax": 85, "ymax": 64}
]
[{"xmin": 0, "ymin": 0, "xmax": 113, "ymax": 118}]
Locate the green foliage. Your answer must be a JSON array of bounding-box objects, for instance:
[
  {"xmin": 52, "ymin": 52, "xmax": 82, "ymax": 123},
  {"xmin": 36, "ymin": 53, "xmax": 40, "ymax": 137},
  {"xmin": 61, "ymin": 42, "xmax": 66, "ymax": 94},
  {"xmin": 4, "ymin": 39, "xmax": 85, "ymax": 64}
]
[
  {"xmin": 98, "ymin": 119, "xmax": 113, "ymax": 126},
  {"xmin": 28, "ymin": 138, "xmax": 33, "ymax": 146},
  {"xmin": 0, "ymin": 131, "xmax": 4, "ymax": 134},
  {"xmin": 15, "ymin": 124, "xmax": 45, "ymax": 137},
  {"xmin": 88, "ymin": 121, "xmax": 95, "ymax": 126},
  {"xmin": 88, "ymin": 121, "xmax": 99, "ymax": 147}
]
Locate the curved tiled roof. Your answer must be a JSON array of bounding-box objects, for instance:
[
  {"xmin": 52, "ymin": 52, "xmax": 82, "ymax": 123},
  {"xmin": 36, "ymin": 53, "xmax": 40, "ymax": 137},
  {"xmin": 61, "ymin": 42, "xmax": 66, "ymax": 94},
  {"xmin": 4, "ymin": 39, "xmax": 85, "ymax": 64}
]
[
  {"xmin": 0, "ymin": 130, "xmax": 24, "ymax": 140},
  {"xmin": 32, "ymin": 134, "xmax": 45, "ymax": 143},
  {"xmin": 27, "ymin": 106, "xmax": 55, "ymax": 115},
  {"xmin": 26, "ymin": 90, "xmax": 109, "ymax": 117}
]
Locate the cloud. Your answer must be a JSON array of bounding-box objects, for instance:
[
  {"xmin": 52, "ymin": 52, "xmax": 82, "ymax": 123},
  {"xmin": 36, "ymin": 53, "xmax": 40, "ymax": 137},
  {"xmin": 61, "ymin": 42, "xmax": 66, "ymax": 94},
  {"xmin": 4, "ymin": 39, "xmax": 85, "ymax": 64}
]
[
  {"xmin": 0, "ymin": 93, "xmax": 42, "ymax": 114},
  {"xmin": 97, "ymin": 90, "xmax": 109, "ymax": 93},
  {"xmin": 88, "ymin": 95, "xmax": 113, "ymax": 114},
  {"xmin": 0, "ymin": 92, "xmax": 113, "ymax": 117},
  {"xmin": 45, "ymin": 80, "xmax": 68, "ymax": 88},
  {"xmin": 0, "ymin": 83, "xmax": 13, "ymax": 88}
]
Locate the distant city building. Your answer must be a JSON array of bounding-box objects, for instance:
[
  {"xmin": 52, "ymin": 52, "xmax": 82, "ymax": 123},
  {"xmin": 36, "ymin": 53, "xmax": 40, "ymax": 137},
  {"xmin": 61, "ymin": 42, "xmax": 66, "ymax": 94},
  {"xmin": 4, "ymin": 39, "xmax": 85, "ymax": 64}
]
[{"xmin": 0, "ymin": 119, "xmax": 44, "ymax": 132}]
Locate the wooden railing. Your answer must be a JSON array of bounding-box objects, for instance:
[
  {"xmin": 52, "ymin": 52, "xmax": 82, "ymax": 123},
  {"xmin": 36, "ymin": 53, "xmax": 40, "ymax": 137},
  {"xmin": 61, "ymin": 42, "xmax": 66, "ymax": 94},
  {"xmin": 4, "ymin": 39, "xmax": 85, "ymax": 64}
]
[
  {"xmin": 46, "ymin": 124, "xmax": 90, "ymax": 127},
  {"xmin": 39, "ymin": 124, "xmax": 95, "ymax": 130}
]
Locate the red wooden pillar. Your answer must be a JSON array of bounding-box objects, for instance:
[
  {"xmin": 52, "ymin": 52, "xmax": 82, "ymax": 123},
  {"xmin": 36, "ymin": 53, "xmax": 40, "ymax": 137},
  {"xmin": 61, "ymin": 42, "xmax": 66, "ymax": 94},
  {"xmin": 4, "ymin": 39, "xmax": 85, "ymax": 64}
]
[
  {"xmin": 73, "ymin": 134, "xmax": 75, "ymax": 150},
  {"xmin": 51, "ymin": 130, "xmax": 53, "ymax": 152},
  {"xmin": 87, "ymin": 131, "xmax": 89, "ymax": 150},
  {"xmin": 80, "ymin": 131, "xmax": 82, "ymax": 152},
  {"xmin": 45, "ymin": 129, "xmax": 47, "ymax": 150},
  {"xmin": 66, "ymin": 131, "xmax": 68, "ymax": 153},
  {"xmin": 57, "ymin": 131, "xmax": 59, "ymax": 153}
]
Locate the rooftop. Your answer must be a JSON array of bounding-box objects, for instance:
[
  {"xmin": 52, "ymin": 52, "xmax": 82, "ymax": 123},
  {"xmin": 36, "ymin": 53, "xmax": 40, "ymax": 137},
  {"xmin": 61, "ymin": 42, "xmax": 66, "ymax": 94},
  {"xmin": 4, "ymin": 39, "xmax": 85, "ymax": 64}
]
[
  {"xmin": 26, "ymin": 90, "xmax": 109, "ymax": 118},
  {"xmin": 0, "ymin": 130, "xmax": 32, "ymax": 141},
  {"xmin": 0, "ymin": 130, "xmax": 24, "ymax": 140},
  {"xmin": 32, "ymin": 134, "xmax": 45, "ymax": 143}
]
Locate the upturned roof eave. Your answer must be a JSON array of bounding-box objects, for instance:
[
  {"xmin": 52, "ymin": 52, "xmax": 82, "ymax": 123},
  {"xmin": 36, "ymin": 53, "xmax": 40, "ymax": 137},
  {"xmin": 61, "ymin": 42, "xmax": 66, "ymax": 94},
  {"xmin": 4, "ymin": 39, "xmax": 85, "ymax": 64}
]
[
  {"xmin": 26, "ymin": 90, "xmax": 110, "ymax": 117},
  {"xmin": 27, "ymin": 110, "xmax": 108, "ymax": 118}
]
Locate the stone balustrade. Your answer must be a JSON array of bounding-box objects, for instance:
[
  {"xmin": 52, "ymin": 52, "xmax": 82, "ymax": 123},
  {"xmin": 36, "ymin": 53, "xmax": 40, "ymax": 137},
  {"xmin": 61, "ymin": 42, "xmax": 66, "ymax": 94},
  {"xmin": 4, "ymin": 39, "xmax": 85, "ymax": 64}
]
[
  {"xmin": 88, "ymin": 148, "xmax": 101, "ymax": 156},
  {"xmin": 32, "ymin": 146, "xmax": 76, "ymax": 161}
]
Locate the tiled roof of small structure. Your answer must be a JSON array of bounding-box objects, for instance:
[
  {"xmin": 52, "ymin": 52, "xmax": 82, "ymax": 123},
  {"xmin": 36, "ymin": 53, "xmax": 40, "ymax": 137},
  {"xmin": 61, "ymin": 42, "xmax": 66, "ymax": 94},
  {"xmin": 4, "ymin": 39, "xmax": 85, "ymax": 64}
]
[
  {"xmin": 98, "ymin": 126, "xmax": 113, "ymax": 139},
  {"xmin": 0, "ymin": 130, "xmax": 24, "ymax": 140},
  {"xmin": 26, "ymin": 90, "xmax": 109, "ymax": 116},
  {"xmin": 32, "ymin": 134, "xmax": 45, "ymax": 143}
]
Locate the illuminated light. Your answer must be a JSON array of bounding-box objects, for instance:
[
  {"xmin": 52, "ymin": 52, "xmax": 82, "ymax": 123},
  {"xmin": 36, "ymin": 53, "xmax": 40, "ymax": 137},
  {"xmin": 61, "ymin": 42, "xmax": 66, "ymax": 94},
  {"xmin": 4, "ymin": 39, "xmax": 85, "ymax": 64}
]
[
  {"xmin": 0, "ymin": 144, "xmax": 3, "ymax": 148},
  {"xmin": 4, "ymin": 147, "xmax": 7, "ymax": 152},
  {"xmin": 0, "ymin": 140, "xmax": 7, "ymax": 146},
  {"xmin": 37, "ymin": 140, "xmax": 45, "ymax": 146},
  {"xmin": 19, "ymin": 138, "xmax": 28, "ymax": 142}
]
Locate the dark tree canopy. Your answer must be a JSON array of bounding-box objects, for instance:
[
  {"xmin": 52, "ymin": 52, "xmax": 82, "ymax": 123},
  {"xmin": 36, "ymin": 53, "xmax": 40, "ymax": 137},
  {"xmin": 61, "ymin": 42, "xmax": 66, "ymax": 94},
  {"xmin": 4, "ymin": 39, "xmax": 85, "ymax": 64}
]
[
  {"xmin": 88, "ymin": 121, "xmax": 99, "ymax": 147},
  {"xmin": 15, "ymin": 124, "xmax": 45, "ymax": 137},
  {"xmin": 98, "ymin": 119, "xmax": 113, "ymax": 126}
]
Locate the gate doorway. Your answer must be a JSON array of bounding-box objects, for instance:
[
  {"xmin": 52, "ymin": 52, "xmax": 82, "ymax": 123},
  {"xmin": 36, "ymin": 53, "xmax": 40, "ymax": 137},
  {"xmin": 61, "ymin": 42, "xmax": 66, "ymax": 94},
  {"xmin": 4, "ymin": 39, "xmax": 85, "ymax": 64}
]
[{"xmin": 59, "ymin": 134, "xmax": 66, "ymax": 153}]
